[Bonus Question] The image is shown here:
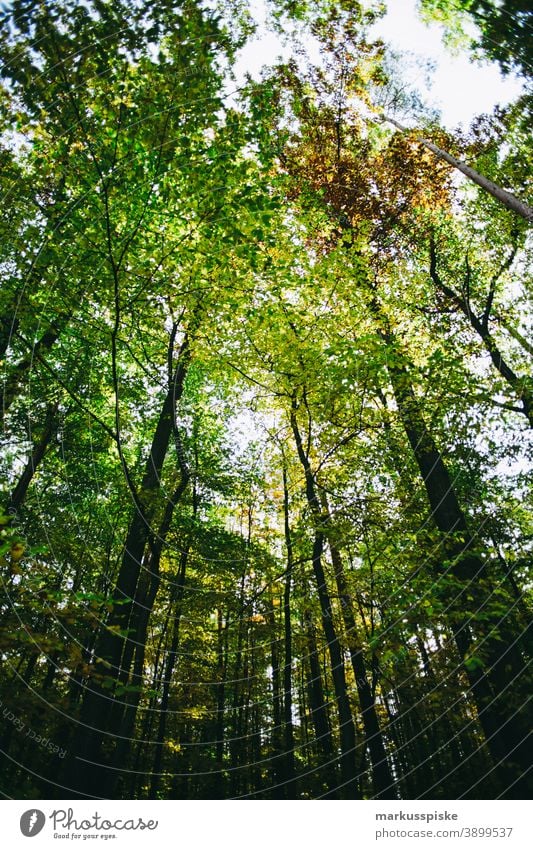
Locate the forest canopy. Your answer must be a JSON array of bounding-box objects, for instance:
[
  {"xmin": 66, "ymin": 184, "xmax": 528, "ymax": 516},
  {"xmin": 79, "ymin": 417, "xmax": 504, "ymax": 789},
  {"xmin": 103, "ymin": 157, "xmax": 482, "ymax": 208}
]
[{"xmin": 0, "ymin": 0, "xmax": 531, "ymax": 801}]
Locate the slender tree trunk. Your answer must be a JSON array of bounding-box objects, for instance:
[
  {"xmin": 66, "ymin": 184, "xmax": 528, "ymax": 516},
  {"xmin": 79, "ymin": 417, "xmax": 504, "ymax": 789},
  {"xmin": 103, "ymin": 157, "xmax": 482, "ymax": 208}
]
[
  {"xmin": 229, "ymin": 564, "xmax": 248, "ymax": 798},
  {"xmin": 248, "ymin": 627, "xmax": 262, "ymax": 796},
  {"xmin": 383, "ymin": 114, "xmax": 533, "ymax": 222},
  {"xmin": 150, "ymin": 544, "xmax": 189, "ymax": 797},
  {"xmin": 213, "ymin": 605, "xmax": 228, "ymax": 798},
  {"xmin": 290, "ymin": 399, "xmax": 360, "ymax": 798},
  {"xmin": 1, "ymin": 319, "xmax": 69, "ymax": 421},
  {"xmin": 320, "ymin": 499, "xmax": 396, "ymax": 798},
  {"xmin": 281, "ymin": 464, "xmax": 296, "ymax": 797},
  {"xmin": 130, "ymin": 624, "xmax": 168, "ymax": 799},
  {"xmin": 415, "ymin": 634, "xmax": 470, "ymax": 789},
  {"xmin": 0, "ymin": 311, "xmax": 19, "ymax": 362},
  {"xmin": 6, "ymin": 401, "xmax": 58, "ymax": 516},
  {"xmin": 267, "ymin": 594, "xmax": 283, "ymax": 797},
  {"xmin": 304, "ymin": 607, "xmax": 337, "ymax": 786}
]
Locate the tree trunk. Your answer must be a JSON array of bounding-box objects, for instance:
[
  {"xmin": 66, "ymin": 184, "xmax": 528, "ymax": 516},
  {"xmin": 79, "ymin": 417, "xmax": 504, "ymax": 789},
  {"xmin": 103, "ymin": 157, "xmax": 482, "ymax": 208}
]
[
  {"xmin": 290, "ymin": 399, "xmax": 360, "ymax": 799},
  {"xmin": 267, "ymin": 594, "xmax": 283, "ymax": 797},
  {"xmin": 321, "ymin": 498, "xmax": 396, "ymax": 799},
  {"xmin": 6, "ymin": 401, "xmax": 58, "ymax": 516},
  {"xmin": 383, "ymin": 114, "xmax": 533, "ymax": 223},
  {"xmin": 150, "ymin": 544, "xmax": 189, "ymax": 797},
  {"xmin": 281, "ymin": 464, "xmax": 296, "ymax": 797},
  {"xmin": 65, "ymin": 332, "xmax": 190, "ymax": 797},
  {"xmin": 304, "ymin": 607, "xmax": 337, "ymax": 788},
  {"xmin": 383, "ymin": 327, "xmax": 532, "ymax": 796},
  {"xmin": 212, "ymin": 605, "xmax": 228, "ymax": 798},
  {"xmin": 2, "ymin": 319, "xmax": 68, "ymax": 421}
]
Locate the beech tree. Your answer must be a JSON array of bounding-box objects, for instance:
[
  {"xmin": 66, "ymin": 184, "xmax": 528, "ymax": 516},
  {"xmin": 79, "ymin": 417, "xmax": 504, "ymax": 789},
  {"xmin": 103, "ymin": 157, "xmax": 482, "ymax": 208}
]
[{"xmin": 1, "ymin": 0, "xmax": 531, "ymax": 801}]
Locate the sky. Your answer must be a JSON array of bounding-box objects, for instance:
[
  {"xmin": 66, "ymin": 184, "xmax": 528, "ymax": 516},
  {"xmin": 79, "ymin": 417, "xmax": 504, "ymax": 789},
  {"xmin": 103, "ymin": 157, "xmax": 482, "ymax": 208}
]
[
  {"xmin": 370, "ymin": 0, "xmax": 525, "ymax": 128},
  {"xmin": 233, "ymin": 0, "xmax": 525, "ymax": 130}
]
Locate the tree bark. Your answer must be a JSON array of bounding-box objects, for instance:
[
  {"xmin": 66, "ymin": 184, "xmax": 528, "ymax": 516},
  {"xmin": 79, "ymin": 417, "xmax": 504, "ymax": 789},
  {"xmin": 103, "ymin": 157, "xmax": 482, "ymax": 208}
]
[
  {"xmin": 382, "ymin": 326, "xmax": 532, "ymax": 796},
  {"xmin": 383, "ymin": 114, "xmax": 533, "ymax": 223},
  {"xmin": 290, "ymin": 398, "xmax": 360, "ymax": 798},
  {"xmin": 303, "ymin": 606, "xmax": 337, "ymax": 787},
  {"xmin": 65, "ymin": 332, "xmax": 190, "ymax": 797},
  {"xmin": 6, "ymin": 401, "xmax": 58, "ymax": 516},
  {"xmin": 281, "ymin": 464, "xmax": 296, "ymax": 796},
  {"xmin": 320, "ymin": 494, "xmax": 396, "ymax": 799},
  {"xmin": 149, "ymin": 543, "xmax": 189, "ymax": 797},
  {"xmin": 267, "ymin": 594, "xmax": 283, "ymax": 797},
  {"xmin": 2, "ymin": 319, "xmax": 68, "ymax": 421}
]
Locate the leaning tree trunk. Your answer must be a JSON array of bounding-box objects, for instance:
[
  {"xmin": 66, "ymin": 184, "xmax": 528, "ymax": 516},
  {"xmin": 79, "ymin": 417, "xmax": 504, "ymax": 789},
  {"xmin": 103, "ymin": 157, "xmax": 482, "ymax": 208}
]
[
  {"xmin": 1, "ymin": 317, "xmax": 69, "ymax": 422},
  {"xmin": 382, "ymin": 114, "xmax": 533, "ymax": 223},
  {"xmin": 5, "ymin": 401, "xmax": 58, "ymax": 516},
  {"xmin": 380, "ymin": 324, "xmax": 532, "ymax": 797}
]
